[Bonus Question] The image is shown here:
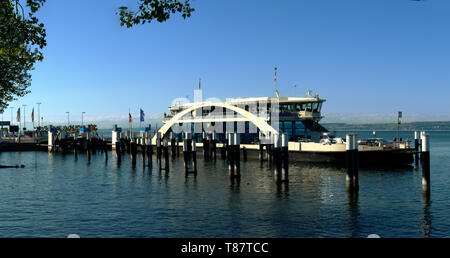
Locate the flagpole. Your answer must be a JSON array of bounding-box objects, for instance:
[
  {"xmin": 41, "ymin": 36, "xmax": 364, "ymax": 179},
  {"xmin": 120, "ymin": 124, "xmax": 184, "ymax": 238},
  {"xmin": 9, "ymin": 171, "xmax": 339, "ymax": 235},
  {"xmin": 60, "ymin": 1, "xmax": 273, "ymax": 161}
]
[
  {"xmin": 23, "ymin": 104, "xmax": 27, "ymax": 133},
  {"xmin": 17, "ymin": 108, "xmax": 21, "ymax": 136},
  {"xmin": 129, "ymin": 108, "xmax": 132, "ymax": 140},
  {"xmin": 36, "ymin": 102, "xmax": 41, "ymax": 128},
  {"xmin": 274, "ymin": 66, "xmax": 277, "ymax": 94},
  {"xmin": 32, "ymin": 108, "xmax": 35, "ymax": 129}
]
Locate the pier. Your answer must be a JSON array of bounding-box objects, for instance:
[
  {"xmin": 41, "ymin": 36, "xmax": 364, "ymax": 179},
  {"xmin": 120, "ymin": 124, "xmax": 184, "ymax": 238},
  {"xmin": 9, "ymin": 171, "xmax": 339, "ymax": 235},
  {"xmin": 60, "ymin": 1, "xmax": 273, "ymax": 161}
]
[{"xmin": 0, "ymin": 123, "xmax": 431, "ymax": 196}]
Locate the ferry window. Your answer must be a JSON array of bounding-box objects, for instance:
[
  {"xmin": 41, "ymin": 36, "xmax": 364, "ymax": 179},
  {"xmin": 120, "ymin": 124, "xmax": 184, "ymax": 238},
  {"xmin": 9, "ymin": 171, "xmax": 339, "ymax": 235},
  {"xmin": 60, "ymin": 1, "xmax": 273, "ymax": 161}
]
[
  {"xmin": 306, "ymin": 103, "xmax": 312, "ymax": 112},
  {"xmin": 285, "ymin": 128, "xmax": 293, "ymax": 136},
  {"xmin": 289, "ymin": 104, "xmax": 295, "ymax": 112},
  {"xmin": 312, "ymin": 103, "xmax": 319, "ymax": 112},
  {"xmin": 295, "ymin": 104, "xmax": 301, "ymax": 111},
  {"xmin": 295, "ymin": 121, "xmax": 304, "ymax": 129},
  {"xmin": 300, "ymin": 103, "xmax": 306, "ymax": 111},
  {"xmin": 284, "ymin": 121, "xmax": 292, "ymax": 129},
  {"xmin": 318, "ymin": 102, "xmax": 322, "ymax": 112}
]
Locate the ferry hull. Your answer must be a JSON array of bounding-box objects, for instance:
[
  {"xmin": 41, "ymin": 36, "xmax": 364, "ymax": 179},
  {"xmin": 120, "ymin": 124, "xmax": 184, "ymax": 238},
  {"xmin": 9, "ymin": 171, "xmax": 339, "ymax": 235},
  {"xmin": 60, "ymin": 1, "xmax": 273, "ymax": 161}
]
[{"xmin": 200, "ymin": 147, "xmax": 415, "ymax": 166}]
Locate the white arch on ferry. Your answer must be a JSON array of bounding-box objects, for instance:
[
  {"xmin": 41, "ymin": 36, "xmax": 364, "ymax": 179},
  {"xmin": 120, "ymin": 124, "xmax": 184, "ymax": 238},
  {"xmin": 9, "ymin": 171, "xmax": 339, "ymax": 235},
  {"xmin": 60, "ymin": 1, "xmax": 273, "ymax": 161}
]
[{"xmin": 151, "ymin": 102, "xmax": 278, "ymax": 144}]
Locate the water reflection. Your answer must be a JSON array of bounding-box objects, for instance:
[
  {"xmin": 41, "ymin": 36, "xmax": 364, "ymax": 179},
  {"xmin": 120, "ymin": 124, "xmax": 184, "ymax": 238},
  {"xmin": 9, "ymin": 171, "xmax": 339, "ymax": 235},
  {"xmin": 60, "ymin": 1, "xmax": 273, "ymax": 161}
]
[
  {"xmin": 229, "ymin": 176, "xmax": 240, "ymax": 190},
  {"xmin": 2, "ymin": 137, "xmax": 445, "ymax": 238},
  {"xmin": 184, "ymin": 174, "xmax": 197, "ymax": 186},
  {"xmin": 48, "ymin": 152, "xmax": 54, "ymax": 166},
  {"xmin": 346, "ymin": 191, "xmax": 360, "ymax": 237},
  {"xmin": 113, "ymin": 152, "xmax": 121, "ymax": 168},
  {"xmin": 421, "ymin": 193, "xmax": 432, "ymax": 238},
  {"xmin": 275, "ymin": 182, "xmax": 289, "ymax": 198}
]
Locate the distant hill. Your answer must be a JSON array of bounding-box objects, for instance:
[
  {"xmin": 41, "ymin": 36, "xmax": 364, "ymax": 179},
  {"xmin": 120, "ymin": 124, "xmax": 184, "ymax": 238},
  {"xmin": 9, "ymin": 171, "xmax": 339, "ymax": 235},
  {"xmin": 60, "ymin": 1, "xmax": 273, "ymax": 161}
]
[{"xmin": 323, "ymin": 121, "xmax": 450, "ymax": 131}]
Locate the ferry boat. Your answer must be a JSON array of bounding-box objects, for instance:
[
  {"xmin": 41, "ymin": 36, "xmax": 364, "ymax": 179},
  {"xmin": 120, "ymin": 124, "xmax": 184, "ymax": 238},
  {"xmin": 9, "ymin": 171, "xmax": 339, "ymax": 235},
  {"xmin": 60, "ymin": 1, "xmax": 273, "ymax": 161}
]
[{"xmin": 155, "ymin": 90, "xmax": 415, "ymax": 166}]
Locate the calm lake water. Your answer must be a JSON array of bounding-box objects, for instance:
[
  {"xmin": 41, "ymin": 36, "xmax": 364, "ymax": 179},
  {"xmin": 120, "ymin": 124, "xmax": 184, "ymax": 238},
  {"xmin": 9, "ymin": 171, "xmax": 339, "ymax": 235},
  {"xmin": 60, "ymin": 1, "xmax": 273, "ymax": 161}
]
[{"xmin": 0, "ymin": 130, "xmax": 449, "ymax": 238}]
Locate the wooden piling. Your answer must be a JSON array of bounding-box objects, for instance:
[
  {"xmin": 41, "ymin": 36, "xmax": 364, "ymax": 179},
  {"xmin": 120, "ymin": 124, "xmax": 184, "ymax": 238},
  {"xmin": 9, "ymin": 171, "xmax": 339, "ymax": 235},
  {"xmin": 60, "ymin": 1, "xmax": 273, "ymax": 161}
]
[
  {"xmin": 171, "ymin": 137, "xmax": 176, "ymax": 159},
  {"xmin": 156, "ymin": 132, "xmax": 162, "ymax": 168},
  {"xmin": 115, "ymin": 140, "xmax": 122, "ymax": 165},
  {"xmin": 227, "ymin": 133, "xmax": 235, "ymax": 177},
  {"xmin": 183, "ymin": 138, "xmax": 190, "ymax": 174},
  {"xmin": 346, "ymin": 134, "xmax": 354, "ymax": 191},
  {"xmin": 203, "ymin": 132, "xmax": 210, "ymax": 161},
  {"xmin": 346, "ymin": 134, "xmax": 359, "ymax": 191},
  {"xmin": 212, "ymin": 132, "xmax": 217, "ymax": 161},
  {"xmin": 233, "ymin": 133, "xmax": 240, "ymax": 178},
  {"xmin": 421, "ymin": 132, "xmax": 430, "ymax": 194},
  {"xmin": 415, "ymin": 131, "xmax": 420, "ymax": 165},
  {"xmin": 281, "ymin": 133, "xmax": 289, "ymax": 183},
  {"xmin": 259, "ymin": 144, "xmax": 264, "ymax": 161},
  {"xmin": 192, "ymin": 140, "xmax": 197, "ymax": 173},
  {"xmin": 273, "ymin": 135, "xmax": 282, "ymax": 183},
  {"xmin": 183, "ymin": 132, "xmax": 196, "ymax": 175},
  {"xmin": 352, "ymin": 134, "xmax": 359, "ymax": 191},
  {"xmin": 147, "ymin": 144, "xmax": 152, "ymax": 169},
  {"xmin": 163, "ymin": 139, "xmax": 169, "ymax": 172},
  {"xmin": 130, "ymin": 141, "xmax": 137, "ymax": 166},
  {"xmin": 221, "ymin": 144, "xmax": 226, "ymax": 160},
  {"xmin": 104, "ymin": 140, "xmax": 108, "ymax": 163},
  {"xmin": 141, "ymin": 138, "xmax": 146, "ymax": 167}
]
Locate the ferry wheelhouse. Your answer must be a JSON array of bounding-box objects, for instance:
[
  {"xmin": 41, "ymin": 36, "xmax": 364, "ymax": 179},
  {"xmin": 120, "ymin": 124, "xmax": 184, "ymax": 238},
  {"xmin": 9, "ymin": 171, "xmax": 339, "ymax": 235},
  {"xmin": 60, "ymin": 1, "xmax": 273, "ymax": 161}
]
[{"xmin": 162, "ymin": 91, "xmax": 329, "ymax": 144}]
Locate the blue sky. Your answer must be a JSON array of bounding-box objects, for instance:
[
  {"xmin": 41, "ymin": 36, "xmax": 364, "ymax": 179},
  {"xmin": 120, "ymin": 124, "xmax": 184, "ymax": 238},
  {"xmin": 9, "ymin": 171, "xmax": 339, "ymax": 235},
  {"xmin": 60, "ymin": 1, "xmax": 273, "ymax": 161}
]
[{"xmin": 6, "ymin": 0, "xmax": 450, "ymax": 127}]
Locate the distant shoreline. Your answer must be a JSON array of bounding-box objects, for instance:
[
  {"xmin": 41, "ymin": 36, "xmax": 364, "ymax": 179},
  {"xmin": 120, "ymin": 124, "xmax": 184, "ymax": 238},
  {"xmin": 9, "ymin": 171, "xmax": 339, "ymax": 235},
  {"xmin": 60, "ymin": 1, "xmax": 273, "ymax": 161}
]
[
  {"xmin": 323, "ymin": 121, "xmax": 450, "ymax": 131},
  {"xmin": 91, "ymin": 121, "xmax": 450, "ymax": 131}
]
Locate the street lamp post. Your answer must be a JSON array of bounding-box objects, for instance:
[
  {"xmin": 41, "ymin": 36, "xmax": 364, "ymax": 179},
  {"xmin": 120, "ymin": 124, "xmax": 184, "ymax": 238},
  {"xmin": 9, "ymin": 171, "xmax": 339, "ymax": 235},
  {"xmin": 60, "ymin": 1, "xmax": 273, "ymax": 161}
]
[
  {"xmin": 36, "ymin": 102, "xmax": 41, "ymax": 128},
  {"xmin": 22, "ymin": 104, "xmax": 27, "ymax": 133},
  {"xmin": 66, "ymin": 112, "xmax": 70, "ymax": 127},
  {"xmin": 9, "ymin": 106, "xmax": 14, "ymax": 125},
  {"xmin": 9, "ymin": 107, "xmax": 14, "ymax": 136},
  {"xmin": 82, "ymin": 112, "xmax": 86, "ymax": 127}
]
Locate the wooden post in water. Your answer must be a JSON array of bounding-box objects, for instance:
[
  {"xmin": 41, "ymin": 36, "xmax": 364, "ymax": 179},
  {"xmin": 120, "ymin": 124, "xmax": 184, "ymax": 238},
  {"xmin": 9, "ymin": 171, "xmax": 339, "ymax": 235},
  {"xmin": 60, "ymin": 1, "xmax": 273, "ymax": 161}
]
[
  {"xmin": 414, "ymin": 131, "xmax": 420, "ymax": 165},
  {"xmin": 192, "ymin": 139, "xmax": 197, "ymax": 174},
  {"xmin": 352, "ymin": 134, "xmax": 359, "ymax": 191},
  {"xmin": 233, "ymin": 133, "xmax": 240, "ymax": 178},
  {"xmin": 221, "ymin": 141, "xmax": 226, "ymax": 160},
  {"xmin": 170, "ymin": 132, "xmax": 176, "ymax": 159},
  {"xmin": 156, "ymin": 132, "xmax": 162, "ymax": 169},
  {"xmin": 116, "ymin": 139, "xmax": 122, "ymax": 165},
  {"xmin": 421, "ymin": 131, "xmax": 430, "ymax": 194},
  {"xmin": 176, "ymin": 136, "xmax": 180, "ymax": 157},
  {"xmin": 140, "ymin": 137, "xmax": 145, "ymax": 168},
  {"xmin": 281, "ymin": 133, "xmax": 289, "ymax": 183},
  {"xmin": 104, "ymin": 139, "xmax": 108, "ymax": 163},
  {"xmin": 74, "ymin": 136, "xmax": 78, "ymax": 159},
  {"xmin": 120, "ymin": 138, "xmax": 125, "ymax": 154},
  {"xmin": 183, "ymin": 138, "xmax": 189, "ymax": 174},
  {"xmin": 221, "ymin": 133, "xmax": 228, "ymax": 160},
  {"xmin": 273, "ymin": 134, "xmax": 282, "ymax": 183},
  {"xmin": 227, "ymin": 133, "xmax": 235, "ymax": 177},
  {"xmin": 212, "ymin": 131, "xmax": 217, "ymax": 161},
  {"xmin": 147, "ymin": 143, "xmax": 152, "ymax": 169},
  {"xmin": 259, "ymin": 143, "xmax": 264, "ymax": 161},
  {"xmin": 202, "ymin": 132, "xmax": 209, "ymax": 161},
  {"xmin": 346, "ymin": 134, "xmax": 354, "ymax": 191},
  {"xmin": 163, "ymin": 138, "xmax": 169, "ymax": 172},
  {"xmin": 183, "ymin": 132, "xmax": 196, "ymax": 175},
  {"xmin": 87, "ymin": 139, "xmax": 91, "ymax": 163},
  {"xmin": 130, "ymin": 138, "xmax": 137, "ymax": 167}
]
